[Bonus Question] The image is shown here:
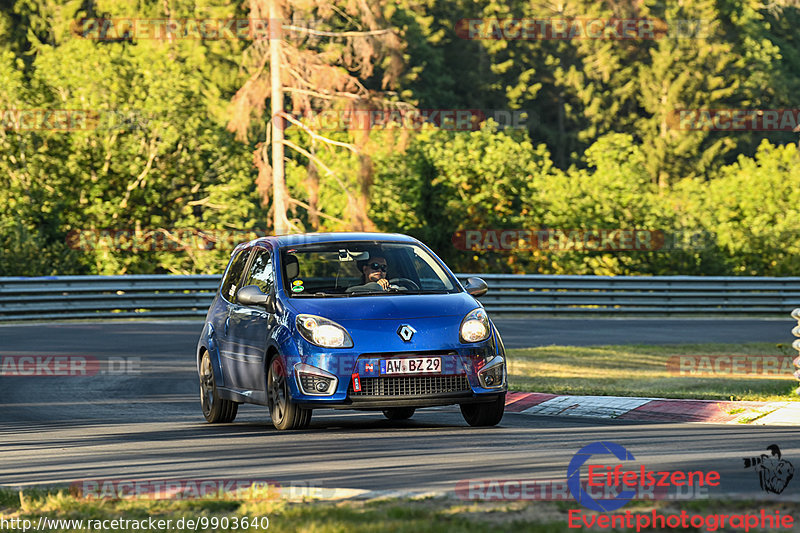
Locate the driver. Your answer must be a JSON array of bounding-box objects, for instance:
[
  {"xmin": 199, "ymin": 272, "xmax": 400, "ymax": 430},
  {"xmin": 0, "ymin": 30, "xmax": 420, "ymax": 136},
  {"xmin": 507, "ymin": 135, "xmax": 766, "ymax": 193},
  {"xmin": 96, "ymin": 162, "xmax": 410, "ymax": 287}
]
[
  {"xmin": 347, "ymin": 256, "xmax": 393, "ymax": 292},
  {"xmin": 361, "ymin": 256, "xmax": 390, "ymax": 290}
]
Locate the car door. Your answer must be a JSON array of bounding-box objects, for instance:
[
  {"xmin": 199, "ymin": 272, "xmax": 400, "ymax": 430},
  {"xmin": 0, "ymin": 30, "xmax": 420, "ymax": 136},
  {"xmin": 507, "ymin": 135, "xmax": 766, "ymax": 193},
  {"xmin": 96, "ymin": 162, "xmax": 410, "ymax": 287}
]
[
  {"xmin": 224, "ymin": 246, "xmax": 276, "ymax": 391},
  {"xmin": 215, "ymin": 248, "xmax": 251, "ymax": 387}
]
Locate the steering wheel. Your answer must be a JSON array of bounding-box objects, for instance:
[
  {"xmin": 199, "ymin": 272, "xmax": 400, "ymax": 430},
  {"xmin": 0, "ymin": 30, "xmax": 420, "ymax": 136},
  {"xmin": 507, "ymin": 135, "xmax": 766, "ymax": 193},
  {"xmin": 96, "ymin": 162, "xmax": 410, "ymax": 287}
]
[{"xmin": 388, "ymin": 277, "xmax": 420, "ymax": 291}]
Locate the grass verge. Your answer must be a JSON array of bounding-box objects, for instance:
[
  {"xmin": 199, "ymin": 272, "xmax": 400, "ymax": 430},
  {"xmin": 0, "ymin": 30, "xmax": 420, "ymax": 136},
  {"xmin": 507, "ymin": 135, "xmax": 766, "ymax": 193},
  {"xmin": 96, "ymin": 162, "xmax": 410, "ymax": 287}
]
[
  {"xmin": 1, "ymin": 488, "xmax": 797, "ymax": 532},
  {"xmin": 507, "ymin": 342, "xmax": 798, "ymax": 402}
]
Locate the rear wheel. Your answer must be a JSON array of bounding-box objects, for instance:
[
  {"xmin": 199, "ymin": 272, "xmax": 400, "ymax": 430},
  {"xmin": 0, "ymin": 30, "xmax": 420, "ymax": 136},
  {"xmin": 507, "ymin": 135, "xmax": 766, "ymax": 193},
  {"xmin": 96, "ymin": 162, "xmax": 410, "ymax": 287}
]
[
  {"xmin": 199, "ymin": 351, "xmax": 238, "ymax": 423},
  {"xmin": 267, "ymin": 356, "xmax": 311, "ymax": 430},
  {"xmin": 382, "ymin": 407, "xmax": 415, "ymax": 420},
  {"xmin": 460, "ymin": 394, "xmax": 505, "ymax": 427}
]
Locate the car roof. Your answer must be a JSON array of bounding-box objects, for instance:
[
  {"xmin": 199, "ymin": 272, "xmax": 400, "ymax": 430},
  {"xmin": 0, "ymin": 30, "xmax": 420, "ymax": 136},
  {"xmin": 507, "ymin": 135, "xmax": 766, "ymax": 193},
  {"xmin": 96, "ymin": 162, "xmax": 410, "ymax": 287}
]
[{"xmin": 235, "ymin": 232, "xmax": 418, "ymax": 252}]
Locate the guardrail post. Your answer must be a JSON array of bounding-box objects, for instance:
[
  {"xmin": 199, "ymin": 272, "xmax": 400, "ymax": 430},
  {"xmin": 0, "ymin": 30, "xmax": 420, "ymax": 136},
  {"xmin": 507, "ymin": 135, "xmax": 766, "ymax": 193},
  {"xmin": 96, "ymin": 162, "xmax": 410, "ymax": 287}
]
[{"xmin": 792, "ymin": 308, "xmax": 800, "ymax": 395}]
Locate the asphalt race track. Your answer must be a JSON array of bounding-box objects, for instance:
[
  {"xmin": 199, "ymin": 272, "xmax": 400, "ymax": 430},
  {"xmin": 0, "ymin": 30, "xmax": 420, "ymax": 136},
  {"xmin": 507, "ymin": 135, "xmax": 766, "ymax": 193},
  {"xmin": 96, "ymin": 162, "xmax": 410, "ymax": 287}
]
[{"xmin": 0, "ymin": 319, "xmax": 798, "ymax": 502}]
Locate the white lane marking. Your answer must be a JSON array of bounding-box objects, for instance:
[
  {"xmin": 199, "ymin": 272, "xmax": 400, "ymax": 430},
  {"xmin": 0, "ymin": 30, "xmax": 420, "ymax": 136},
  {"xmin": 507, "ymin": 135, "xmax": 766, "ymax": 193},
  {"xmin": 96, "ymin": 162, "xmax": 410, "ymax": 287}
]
[{"xmin": 521, "ymin": 395, "xmax": 654, "ymax": 418}]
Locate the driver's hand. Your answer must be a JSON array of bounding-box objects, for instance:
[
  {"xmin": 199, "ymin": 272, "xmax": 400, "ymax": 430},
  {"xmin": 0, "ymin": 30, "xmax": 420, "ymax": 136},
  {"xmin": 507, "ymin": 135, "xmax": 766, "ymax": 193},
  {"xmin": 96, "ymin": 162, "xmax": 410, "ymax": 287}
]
[{"xmin": 377, "ymin": 278, "xmax": 390, "ymax": 290}]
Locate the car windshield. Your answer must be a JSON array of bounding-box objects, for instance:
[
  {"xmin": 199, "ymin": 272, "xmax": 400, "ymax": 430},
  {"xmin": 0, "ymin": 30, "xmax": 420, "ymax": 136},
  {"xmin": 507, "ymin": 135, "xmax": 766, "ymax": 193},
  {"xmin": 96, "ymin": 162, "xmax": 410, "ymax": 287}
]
[{"xmin": 280, "ymin": 241, "xmax": 460, "ymax": 297}]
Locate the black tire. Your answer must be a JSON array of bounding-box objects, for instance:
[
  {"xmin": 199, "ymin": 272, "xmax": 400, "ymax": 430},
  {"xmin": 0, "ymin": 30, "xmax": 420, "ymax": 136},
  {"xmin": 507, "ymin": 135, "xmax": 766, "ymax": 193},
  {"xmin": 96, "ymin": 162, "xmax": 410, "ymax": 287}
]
[
  {"xmin": 267, "ymin": 356, "xmax": 311, "ymax": 430},
  {"xmin": 199, "ymin": 351, "xmax": 238, "ymax": 423},
  {"xmin": 460, "ymin": 394, "xmax": 506, "ymax": 427},
  {"xmin": 382, "ymin": 407, "xmax": 416, "ymax": 420}
]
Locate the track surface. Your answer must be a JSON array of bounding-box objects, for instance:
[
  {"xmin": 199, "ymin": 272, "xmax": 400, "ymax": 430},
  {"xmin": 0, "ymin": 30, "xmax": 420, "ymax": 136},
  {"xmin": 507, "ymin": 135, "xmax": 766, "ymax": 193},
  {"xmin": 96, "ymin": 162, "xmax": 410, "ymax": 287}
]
[{"xmin": 0, "ymin": 320, "xmax": 797, "ymax": 501}]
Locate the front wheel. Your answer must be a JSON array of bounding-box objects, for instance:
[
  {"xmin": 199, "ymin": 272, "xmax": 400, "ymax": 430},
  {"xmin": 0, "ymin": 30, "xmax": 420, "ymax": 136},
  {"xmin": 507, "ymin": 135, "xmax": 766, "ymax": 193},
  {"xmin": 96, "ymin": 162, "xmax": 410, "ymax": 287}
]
[
  {"xmin": 267, "ymin": 356, "xmax": 311, "ymax": 430},
  {"xmin": 460, "ymin": 394, "xmax": 505, "ymax": 427},
  {"xmin": 199, "ymin": 351, "xmax": 238, "ymax": 423},
  {"xmin": 383, "ymin": 407, "xmax": 415, "ymax": 420}
]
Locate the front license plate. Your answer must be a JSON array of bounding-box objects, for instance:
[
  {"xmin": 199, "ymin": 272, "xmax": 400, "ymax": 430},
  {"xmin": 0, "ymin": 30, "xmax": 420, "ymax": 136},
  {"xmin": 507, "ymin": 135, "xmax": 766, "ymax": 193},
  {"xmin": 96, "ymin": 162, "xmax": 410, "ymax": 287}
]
[{"xmin": 381, "ymin": 357, "xmax": 442, "ymax": 375}]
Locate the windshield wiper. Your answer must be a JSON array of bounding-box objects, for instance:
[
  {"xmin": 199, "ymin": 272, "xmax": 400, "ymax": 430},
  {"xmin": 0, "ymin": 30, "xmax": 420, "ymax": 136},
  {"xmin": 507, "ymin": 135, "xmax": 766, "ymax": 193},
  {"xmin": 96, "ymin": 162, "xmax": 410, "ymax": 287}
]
[
  {"xmin": 404, "ymin": 289, "xmax": 450, "ymax": 294},
  {"xmin": 389, "ymin": 290, "xmax": 451, "ymax": 295},
  {"xmin": 346, "ymin": 291, "xmax": 392, "ymax": 296},
  {"xmin": 345, "ymin": 289, "xmax": 451, "ymax": 296}
]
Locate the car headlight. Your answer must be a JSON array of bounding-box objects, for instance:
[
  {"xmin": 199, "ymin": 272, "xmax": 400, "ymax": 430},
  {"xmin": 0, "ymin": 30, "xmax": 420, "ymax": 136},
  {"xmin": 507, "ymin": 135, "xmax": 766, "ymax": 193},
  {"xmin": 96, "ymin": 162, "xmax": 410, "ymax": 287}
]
[
  {"xmin": 296, "ymin": 314, "xmax": 354, "ymax": 348},
  {"xmin": 460, "ymin": 308, "xmax": 490, "ymax": 343}
]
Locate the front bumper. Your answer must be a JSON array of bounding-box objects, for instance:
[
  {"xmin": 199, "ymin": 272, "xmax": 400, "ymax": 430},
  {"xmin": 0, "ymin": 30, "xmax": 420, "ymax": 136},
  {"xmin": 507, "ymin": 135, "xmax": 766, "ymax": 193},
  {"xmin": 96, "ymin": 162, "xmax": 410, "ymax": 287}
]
[
  {"xmin": 297, "ymin": 392, "xmax": 505, "ymax": 410},
  {"xmin": 289, "ymin": 347, "xmax": 507, "ymax": 406}
]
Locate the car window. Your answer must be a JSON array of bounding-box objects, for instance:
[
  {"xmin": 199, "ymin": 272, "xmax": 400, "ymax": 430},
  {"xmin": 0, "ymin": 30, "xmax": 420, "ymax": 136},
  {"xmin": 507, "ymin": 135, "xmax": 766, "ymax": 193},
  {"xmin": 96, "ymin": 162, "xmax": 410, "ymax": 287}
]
[
  {"xmin": 242, "ymin": 249, "xmax": 274, "ymax": 295},
  {"xmin": 220, "ymin": 249, "xmax": 251, "ymax": 303},
  {"xmin": 281, "ymin": 241, "xmax": 458, "ymax": 296},
  {"xmin": 283, "ymin": 249, "xmax": 362, "ymax": 293},
  {"xmin": 413, "ymin": 249, "xmax": 449, "ymax": 291}
]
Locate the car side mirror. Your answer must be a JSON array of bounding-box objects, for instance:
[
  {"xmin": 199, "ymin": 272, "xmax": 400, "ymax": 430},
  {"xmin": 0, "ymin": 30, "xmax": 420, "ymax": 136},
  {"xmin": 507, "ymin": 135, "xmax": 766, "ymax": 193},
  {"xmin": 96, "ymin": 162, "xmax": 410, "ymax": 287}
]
[
  {"xmin": 237, "ymin": 285, "xmax": 276, "ymax": 313},
  {"xmin": 463, "ymin": 277, "xmax": 488, "ymax": 297}
]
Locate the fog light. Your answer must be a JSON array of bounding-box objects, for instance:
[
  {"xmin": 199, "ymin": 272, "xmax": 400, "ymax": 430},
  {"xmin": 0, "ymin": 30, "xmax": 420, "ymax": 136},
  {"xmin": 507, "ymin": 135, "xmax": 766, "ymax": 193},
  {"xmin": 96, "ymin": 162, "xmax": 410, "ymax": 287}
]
[
  {"xmin": 294, "ymin": 363, "xmax": 338, "ymax": 396},
  {"xmin": 478, "ymin": 357, "xmax": 505, "ymax": 389},
  {"xmin": 299, "ymin": 373, "xmax": 332, "ymax": 393}
]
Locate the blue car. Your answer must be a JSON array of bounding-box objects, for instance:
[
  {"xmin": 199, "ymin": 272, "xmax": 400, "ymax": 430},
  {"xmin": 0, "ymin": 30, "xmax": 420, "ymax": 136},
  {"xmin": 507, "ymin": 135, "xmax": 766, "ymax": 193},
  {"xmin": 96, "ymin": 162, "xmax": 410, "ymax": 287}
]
[{"xmin": 196, "ymin": 232, "xmax": 507, "ymax": 429}]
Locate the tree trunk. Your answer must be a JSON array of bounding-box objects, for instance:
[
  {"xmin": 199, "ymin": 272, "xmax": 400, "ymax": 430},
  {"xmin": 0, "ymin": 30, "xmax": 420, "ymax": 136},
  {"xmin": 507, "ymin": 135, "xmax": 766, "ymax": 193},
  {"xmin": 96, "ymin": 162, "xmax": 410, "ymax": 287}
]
[
  {"xmin": 556, "ymin": 91, "xmax": 566, "ymax": 168},
  {"xmin": 269, "ymin": 0, "xmax": 291, "ymax": 235},
  {"xmin": 306, "ymin": 143, "xmax": 320, "ymax": 230},
  {"xmin": 355, "ymin": 153, "xmax": 376, "ymax": 231}
]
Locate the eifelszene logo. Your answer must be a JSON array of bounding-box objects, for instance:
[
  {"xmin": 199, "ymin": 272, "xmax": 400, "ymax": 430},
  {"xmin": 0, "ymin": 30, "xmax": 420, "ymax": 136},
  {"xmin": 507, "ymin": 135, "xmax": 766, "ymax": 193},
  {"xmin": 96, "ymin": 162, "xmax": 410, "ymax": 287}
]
[
  {"xmin": 568, "ymin": 441, "xmax": 636, "ymax": 512},
  {"xmin": 743, "ymin": 445, "xmax": 795, "ymax": 494},
  {"xmin": 566, "ymin": 442, "xmax": 796, "ymax": 531},
  {"xmin": 567, "ymin": 441, "xmax": 720, "ymax": 512}
]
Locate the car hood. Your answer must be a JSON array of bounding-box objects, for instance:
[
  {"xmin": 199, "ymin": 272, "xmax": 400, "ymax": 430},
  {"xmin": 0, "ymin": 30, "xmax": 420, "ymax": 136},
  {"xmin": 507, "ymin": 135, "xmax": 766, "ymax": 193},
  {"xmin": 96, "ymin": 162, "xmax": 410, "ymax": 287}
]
[{"xmin": 284, "ymin": 292, "xmax": 480, "ymax": 321}]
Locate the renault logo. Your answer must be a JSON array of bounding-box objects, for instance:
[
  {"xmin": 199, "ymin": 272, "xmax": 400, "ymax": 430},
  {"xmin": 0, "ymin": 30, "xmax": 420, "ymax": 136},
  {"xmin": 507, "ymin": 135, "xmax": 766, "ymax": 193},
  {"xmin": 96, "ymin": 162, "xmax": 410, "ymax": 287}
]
[{"xmin": 397, "ymin": 325, "xmax": 416, "ymax": 342}]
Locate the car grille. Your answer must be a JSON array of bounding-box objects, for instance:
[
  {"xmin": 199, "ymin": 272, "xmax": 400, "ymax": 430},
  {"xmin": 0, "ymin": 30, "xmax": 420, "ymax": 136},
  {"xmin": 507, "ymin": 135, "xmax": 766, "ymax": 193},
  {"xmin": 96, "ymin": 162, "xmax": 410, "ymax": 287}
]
[{"xmin": 350, "ymin": 375, "xmax": 470, "ymax": 397}]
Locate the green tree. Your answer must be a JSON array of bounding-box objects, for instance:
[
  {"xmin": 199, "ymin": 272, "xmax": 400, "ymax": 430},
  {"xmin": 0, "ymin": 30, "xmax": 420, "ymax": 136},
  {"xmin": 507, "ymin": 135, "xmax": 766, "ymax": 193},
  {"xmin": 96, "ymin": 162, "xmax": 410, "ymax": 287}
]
[
  {"xmin": 678, "ymin": 141, "xmax": 800, "ymax": 276},
  {"xmin": 371, "ymin": 123, "xmax": 554, "ymax": 273},
  {"xmin": 0, "ymin": 17, "xmax": 261, "ymax": 275}
]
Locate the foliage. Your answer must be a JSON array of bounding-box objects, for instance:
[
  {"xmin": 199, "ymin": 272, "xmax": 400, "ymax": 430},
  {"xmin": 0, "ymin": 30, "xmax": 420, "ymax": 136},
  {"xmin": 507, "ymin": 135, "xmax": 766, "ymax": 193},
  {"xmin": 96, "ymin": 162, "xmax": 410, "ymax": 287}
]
[
  {"xmin": 0, "ymin": 4, "xmax": 262, "ymax": 275},
  {"xmin": 1, "ymin": 0, "xmax": 798, "ymax": 276},
  {"xmin": 676, "ymin": 141, "xmax": 800, "ymax": 276},
  {"xmin": 370, "ymin": 123, "xmax": 553, "ymax": 273}
]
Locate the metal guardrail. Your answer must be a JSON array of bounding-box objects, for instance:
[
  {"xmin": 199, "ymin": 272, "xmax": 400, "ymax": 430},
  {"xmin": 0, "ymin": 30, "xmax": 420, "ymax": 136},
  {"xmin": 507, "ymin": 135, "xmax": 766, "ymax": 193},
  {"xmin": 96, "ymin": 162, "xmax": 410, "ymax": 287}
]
[
  {"xmin": 792, "ymin": 308, "xmax": 800, "ymax": 394},
  {"xmin": 2, "ymin": 274, "xmax": 800, "ymax": 321},
  {"xmin": 0, "ymin": 275, "xmax": 217, "ymax": 321}
]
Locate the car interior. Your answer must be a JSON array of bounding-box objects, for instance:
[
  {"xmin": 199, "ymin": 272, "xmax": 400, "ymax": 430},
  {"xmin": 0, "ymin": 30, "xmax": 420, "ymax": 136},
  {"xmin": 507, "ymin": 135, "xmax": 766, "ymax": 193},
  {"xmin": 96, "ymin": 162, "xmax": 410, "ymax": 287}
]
[{"xmin": 281, "ymin": 245, "xmax": 426, "ymax": 295}]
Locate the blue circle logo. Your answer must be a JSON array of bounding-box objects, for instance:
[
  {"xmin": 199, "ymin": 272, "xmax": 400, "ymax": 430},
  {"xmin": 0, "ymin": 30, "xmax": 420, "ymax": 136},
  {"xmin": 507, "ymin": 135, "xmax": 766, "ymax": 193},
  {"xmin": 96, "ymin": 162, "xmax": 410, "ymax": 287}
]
[{"xmin": 567, "ymin": 441, "xmax": 637, "ymax": 512}]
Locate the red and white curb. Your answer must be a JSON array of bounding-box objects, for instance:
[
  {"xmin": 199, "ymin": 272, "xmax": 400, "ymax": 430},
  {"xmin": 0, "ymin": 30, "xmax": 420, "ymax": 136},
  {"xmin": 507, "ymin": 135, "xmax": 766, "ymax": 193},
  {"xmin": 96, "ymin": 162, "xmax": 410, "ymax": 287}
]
[{"xmin": 505, "ymin": 392, "xmax": 800, "ymax": 426}]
